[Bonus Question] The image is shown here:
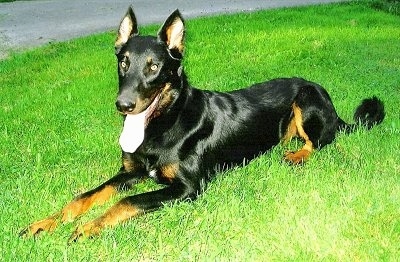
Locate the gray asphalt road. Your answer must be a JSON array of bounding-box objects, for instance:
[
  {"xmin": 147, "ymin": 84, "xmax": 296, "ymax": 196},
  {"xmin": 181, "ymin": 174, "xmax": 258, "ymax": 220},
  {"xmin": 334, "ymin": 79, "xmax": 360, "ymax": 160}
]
[{"xmin": 0, "ymin": 0, "xmax": 345, "ymax": 59}]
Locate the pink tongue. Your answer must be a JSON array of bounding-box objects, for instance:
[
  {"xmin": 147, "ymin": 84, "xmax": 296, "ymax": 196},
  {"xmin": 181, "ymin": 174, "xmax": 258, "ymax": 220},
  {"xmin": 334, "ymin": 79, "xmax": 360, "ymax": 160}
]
[{"xmin": 119, "ymin": 111, "xmax": 146, "ymax": 153}]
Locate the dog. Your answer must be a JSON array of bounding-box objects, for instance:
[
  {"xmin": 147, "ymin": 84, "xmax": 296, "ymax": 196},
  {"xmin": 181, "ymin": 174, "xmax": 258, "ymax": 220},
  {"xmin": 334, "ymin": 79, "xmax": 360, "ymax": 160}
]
[{"xmin": 20, "ymin": 7, "xmax": 385, "ymax": 243}]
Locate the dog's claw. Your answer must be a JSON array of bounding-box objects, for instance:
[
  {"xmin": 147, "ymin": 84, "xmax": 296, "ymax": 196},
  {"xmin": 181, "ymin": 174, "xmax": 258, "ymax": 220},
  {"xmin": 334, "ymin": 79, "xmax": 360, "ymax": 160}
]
[
  {"xmin": 68, "ymin": 227, "xmax": 89, "ymax": 244},
  {"xmin": 68, "ymin": 231, "xmax": 83, "ymax": 244},
  {"xmin": 19, "ymin": 228, "xmax": 31, "ymax": 238}
]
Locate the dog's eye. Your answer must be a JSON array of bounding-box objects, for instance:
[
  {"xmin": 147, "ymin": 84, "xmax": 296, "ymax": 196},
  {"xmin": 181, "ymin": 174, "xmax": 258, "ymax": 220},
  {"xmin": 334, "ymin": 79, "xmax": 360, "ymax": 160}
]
[
  {"xmin": 150, "ymin": 64, "xmax": 158, "ymax": 71},
  {"xmin": 120, "ymin": 61, "xmax": 127, "ymax": 70}
]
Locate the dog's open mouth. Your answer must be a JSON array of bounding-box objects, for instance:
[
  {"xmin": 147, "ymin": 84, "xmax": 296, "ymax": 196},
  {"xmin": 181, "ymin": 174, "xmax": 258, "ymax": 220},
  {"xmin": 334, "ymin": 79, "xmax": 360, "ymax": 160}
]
[{"xmin": 119, "ymin": 94, "xmax": 161, "ymax": 153}]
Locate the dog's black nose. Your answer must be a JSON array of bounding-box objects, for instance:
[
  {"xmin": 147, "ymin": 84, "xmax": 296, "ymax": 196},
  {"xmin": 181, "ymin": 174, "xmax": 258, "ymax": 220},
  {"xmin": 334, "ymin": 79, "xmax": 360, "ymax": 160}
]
[{"xmin": 116, "ymin": 100, "xmax": 135, "ymax": 113}]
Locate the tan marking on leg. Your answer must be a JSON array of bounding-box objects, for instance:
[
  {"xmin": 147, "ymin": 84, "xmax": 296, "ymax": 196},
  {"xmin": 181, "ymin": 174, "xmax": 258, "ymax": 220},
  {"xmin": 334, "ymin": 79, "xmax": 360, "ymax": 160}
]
[
  {"xmin": 284, "ymin": 103, "xmax": 314, "ymax": 164},
  {"xmin": 282, "ymin": 116, "xmax": 298, "ymax": 144},
  {"xmin": 68, "ymin": 200, "xmax": 141, "ymax": 243},
  {"xmin": 61, "ymin": 185, "xmax": 116, "ymax": 222},
  {"xmin": 98, "ymin": 200, "xmax": 141, "ymax": 227}
]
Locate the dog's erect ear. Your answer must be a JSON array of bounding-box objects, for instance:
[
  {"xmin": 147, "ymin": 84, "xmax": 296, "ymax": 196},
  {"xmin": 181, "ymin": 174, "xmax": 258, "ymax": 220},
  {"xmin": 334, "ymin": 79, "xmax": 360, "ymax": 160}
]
[
  {"xmin": 158, "ymin": 9, "xmax": 185, "ymax": 58},
  {"xmin": 115, "ymin": 6, "xmax": 138, "ymax": 51}
]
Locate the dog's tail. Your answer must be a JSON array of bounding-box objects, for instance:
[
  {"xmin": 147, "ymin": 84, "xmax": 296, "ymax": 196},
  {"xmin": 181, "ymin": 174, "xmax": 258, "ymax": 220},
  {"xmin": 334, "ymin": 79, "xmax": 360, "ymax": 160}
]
[{"xmin": 338, "ymin": 96, "xmax": 385, "ymax": 134}]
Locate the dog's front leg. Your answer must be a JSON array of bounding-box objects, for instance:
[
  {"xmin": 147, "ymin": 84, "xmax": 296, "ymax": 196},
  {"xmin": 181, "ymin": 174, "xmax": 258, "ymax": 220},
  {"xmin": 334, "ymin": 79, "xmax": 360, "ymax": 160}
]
[
  {"xmin": 68, "ymin": 180, "xmax": 196, "ymax": 243},
  {"xmin": 19, "ymin": 166, "xmax": 147, "ymax": 238}
]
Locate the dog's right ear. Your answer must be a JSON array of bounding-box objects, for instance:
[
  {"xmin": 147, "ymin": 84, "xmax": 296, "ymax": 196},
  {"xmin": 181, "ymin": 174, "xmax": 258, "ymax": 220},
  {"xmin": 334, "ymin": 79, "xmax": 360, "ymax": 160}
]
[{"xmin": 115, "ymin": 6, "xmax": 138, "ymax": 52}]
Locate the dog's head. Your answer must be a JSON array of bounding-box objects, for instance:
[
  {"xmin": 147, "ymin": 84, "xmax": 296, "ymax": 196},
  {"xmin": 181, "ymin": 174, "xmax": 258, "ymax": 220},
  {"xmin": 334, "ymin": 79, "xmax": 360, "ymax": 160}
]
[{"xmin": 115, "ymin": 7, "xmax": 185, "ymax": 117}]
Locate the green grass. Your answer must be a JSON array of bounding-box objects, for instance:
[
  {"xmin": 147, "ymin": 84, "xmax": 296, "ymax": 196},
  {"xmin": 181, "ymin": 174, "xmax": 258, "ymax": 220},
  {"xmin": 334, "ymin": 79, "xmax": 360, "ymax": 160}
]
[{"xmin": 1, "ymin": 2, "xmax": 400, "ymax": 261}]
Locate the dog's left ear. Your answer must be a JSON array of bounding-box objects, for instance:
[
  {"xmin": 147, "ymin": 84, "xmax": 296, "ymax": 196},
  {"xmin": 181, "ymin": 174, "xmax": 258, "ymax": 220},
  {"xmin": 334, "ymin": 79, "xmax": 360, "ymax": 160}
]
[{"xmin": 158, "ymin": 9, "xmax": 185, "ymax": 58}]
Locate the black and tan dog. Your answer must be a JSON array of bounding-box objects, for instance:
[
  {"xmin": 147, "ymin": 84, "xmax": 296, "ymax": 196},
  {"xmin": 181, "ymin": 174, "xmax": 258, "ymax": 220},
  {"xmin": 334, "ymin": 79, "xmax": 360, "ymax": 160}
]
[{"xmin": 20, "ymin": 7, "xmax": 384, "ymax": 243}]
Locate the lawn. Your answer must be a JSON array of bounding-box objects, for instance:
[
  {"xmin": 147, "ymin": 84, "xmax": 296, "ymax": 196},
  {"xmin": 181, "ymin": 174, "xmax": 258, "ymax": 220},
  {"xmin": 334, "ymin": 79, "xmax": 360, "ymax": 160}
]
[{"xmin": 0, "ymin": 1, "xmax": 399, "ymax": 261}]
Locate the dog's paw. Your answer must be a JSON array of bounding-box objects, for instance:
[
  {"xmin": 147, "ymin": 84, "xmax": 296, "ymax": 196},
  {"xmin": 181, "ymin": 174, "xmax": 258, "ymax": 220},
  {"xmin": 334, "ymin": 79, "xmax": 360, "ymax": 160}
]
[
  {"xmin": 68, "ymin": 222, "xmax": 101, "ymax": 244},
  {"xmin": 19, "ymin": 217, "xmax": 58, "ymax": 238},
  {"xmin": 283, "ymin": 150, "xmax": 310, "ymax": 165}
]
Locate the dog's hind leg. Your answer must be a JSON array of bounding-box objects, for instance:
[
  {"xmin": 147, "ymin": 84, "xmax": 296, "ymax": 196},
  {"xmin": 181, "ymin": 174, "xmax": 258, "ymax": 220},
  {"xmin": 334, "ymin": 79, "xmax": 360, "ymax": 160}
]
[
  {"xmin": 283, "ymin": 103, "xmax": 314, "ymax": 164},
  {"xmin": 283, "ymin": 84, "xmax": 338, "ymax": 164}
]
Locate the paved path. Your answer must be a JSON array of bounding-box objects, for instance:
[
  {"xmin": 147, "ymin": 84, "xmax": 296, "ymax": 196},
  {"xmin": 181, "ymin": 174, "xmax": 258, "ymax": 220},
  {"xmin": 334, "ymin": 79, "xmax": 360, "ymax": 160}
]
[{"xmin": 0, "ymin": 0, "xmax": 344, "ymax": 59}]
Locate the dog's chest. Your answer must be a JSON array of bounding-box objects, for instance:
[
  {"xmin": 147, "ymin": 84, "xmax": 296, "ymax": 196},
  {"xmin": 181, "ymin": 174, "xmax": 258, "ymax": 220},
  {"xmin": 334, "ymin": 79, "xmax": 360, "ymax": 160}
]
[{"xmin": 148, "ymin": 165, "xmax": 177, "ymax": 185}]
